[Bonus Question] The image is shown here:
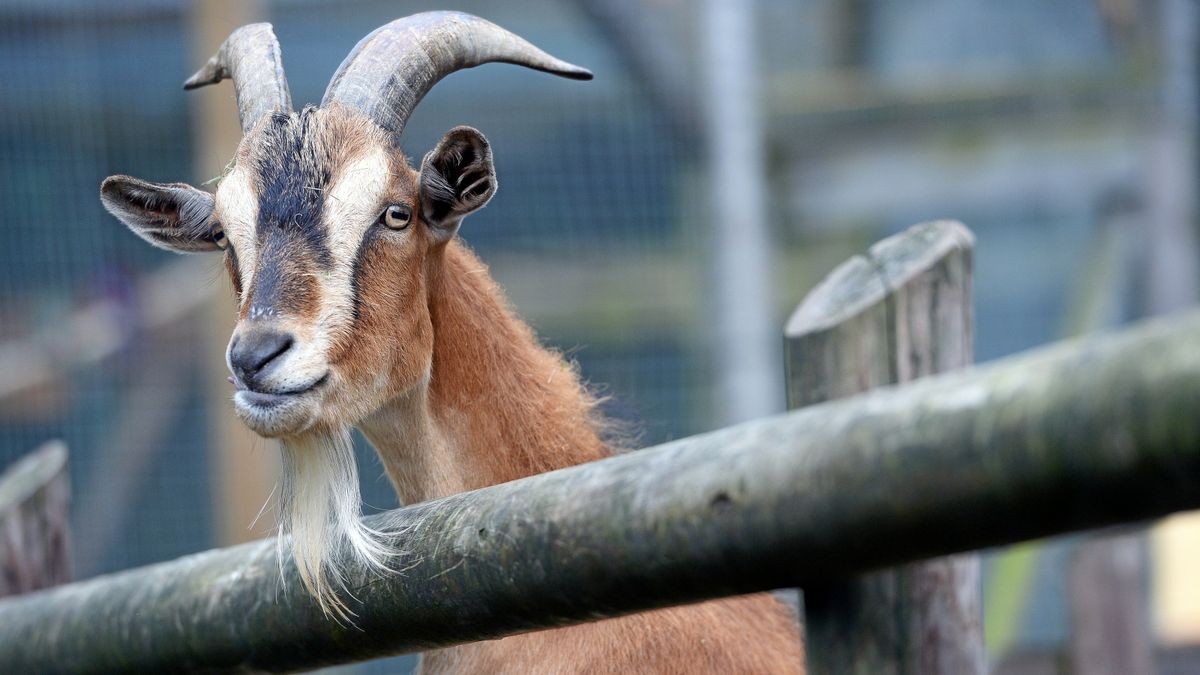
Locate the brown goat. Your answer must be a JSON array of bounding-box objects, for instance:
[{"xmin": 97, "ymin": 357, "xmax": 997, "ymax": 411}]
[{"xmin": 100, "ymin": 12, "xmax": 804, "ymax": 673}]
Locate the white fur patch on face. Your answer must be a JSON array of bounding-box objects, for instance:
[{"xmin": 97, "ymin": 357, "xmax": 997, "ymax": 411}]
[
  {"xmin": 311, "ymin": 147, "xmax": 392, "ymax": 354},
  {"xmin": 325, "ymin": 148, "xmax": 391, "ymax": 257},
  {"xmin": 215, "ymin": 166, "xmax": 260, "ymax": 300}
]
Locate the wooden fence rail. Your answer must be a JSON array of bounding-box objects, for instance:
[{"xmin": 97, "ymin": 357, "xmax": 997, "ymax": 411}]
[{"xmin": 0, "ymin": 308, "xmax": 1198, "ymax": 672}]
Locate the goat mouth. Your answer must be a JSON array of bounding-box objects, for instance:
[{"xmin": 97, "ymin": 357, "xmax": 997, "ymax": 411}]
[
  {"xmin": 230, "ymin": 372, "xmax": 329, "ymax": 438},
  {"xmin": 231, "ymin": 373, "xmax": 329, "ymax": 408}
]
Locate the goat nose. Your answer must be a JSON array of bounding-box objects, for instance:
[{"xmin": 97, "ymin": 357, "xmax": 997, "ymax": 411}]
[{"xmin": 230, "ymin": 330, "xmax": 294, "ymax": 386}]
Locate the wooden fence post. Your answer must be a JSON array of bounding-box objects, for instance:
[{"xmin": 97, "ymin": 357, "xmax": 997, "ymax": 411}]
[
  {"xmin": 0, "ymin": 441, "xmax": 71, "ymax": 596},
  {"xmin": 784, "ymin": 220, "xmax": 984, "ymax": 674},
  {"xmin": 1069, "ymin": 532, "xmax": 1155, "ymax": 675}
]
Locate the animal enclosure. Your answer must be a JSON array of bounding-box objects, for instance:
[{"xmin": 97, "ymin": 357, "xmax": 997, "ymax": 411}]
[{"xmin": 2, "ymin": 1, "xmax": 1200, "ymax": 673}]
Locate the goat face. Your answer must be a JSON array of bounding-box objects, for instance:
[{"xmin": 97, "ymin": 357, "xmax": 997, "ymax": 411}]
[
  {"xmin": 101, "ymin": 106, "xmax": 496, "ymax": 438},
  {"xmin": 98, "ymin": 11, "xmax": 587, "ymax": 442}
]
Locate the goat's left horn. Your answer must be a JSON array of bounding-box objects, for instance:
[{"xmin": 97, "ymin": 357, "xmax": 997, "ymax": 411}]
[
  {"xmin": 184, "ymin": 23, "xmax": 293, "ymax": 133},
  {"xmin": 321, "ymin": 11, "xmax": 592, "ymax": 137}
]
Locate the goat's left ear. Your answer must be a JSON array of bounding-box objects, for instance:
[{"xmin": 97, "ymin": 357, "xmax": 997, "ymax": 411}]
[
  {"xmin": 418, "ymin": 126, "xmax": 496, "ymax": 235},
  {"xmin": 100, "ymin": 175, "xmax": 219, "ymax": 253}
]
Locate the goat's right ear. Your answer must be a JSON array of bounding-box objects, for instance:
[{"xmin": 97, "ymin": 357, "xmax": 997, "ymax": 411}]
[
  {"xmin": 100, "ymin": 175, "xmax": 220, "ymax": 253},
  {"xmin": 418, "ymin": 126, "xmax": 497, "ymax": 236}
]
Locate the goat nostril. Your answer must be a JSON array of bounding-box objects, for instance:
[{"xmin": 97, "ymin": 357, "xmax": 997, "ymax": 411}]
[
  {"xmin": 261, "ymin": 334, "xmax": 293, "ymax": 367},
  {"xmin": 231, "ymin": 330, "xmax": 295, "ymax": 382}
]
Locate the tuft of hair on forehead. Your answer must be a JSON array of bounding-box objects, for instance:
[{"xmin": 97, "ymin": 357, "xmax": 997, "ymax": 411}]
[
  {"xmin": 278, "ymin": 429, "xmax": 398, "ymax": 621},
  {"xmin": 243, "ymin": 105, "xmax": 400, "ymax": 182},
  {"xmin": 234, "ymin": 105, "xmax": 410, "ymax": 258}
]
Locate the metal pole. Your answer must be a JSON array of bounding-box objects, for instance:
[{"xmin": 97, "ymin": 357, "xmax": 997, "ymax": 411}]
[
  {"xmin": 702, "ymin": 0, "xmax": 780, "ymax": 425},
  {"xmin": 1144, "ymin": 0, "xmax": 1200, "ymax": 315}
]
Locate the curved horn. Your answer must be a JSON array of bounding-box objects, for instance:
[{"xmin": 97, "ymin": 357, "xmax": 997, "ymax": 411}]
[
  {"xmin": 322, "ymin": 11, "xmax": 592, "ymax": 136},
  {"xmin": 183, "ymin": 23, "xmax": 292, "ymax": 133}
]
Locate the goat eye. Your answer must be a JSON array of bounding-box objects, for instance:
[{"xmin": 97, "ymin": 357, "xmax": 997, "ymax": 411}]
[
  {"xmin": 212, "ymin": 224, "xmax": 228, "ymax": 250},
  {"xmin": 382, "ymin": 204, "xmax": 412, "ymax": 230}
]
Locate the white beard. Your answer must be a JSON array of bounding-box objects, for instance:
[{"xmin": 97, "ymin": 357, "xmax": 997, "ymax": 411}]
[{"xmin": 278, "ymin": 429, "xmax": 393, "ymax": 620}]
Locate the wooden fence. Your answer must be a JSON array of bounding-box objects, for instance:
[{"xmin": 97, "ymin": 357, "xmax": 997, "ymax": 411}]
[
  {"xmin": 1, "ymin": 221, "xmax": 1199, "ymax": 672},
  {"xmin": 787, "ymin": 220, "xmax": 982, "ymax": 674}
]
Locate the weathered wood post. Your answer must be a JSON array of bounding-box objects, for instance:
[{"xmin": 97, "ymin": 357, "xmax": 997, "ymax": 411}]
[
  {"xmin": 785, "ymin": 220, "xmax": 984, "ymax": 674},
  {"xmin": 0, "ymin": 441, "xmax": 71, "ymax": 596},
  {"xmin": 1069, "ymin": 532, "xmax": 1155, "ymax": 675}
]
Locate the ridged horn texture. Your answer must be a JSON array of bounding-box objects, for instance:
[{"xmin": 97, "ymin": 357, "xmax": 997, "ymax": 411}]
[
  {"xmin": 183, "ymin": 23, "xmax": 293, "ymax": 133},
  {"xmin": 322, "ymin": 11, "xmax": 593, "ymax": 136}
]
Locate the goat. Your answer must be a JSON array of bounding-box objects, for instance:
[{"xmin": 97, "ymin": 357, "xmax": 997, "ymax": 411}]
[{"xmin": 100, "ymin": 12, "xmax": 804, "ymax": 673}]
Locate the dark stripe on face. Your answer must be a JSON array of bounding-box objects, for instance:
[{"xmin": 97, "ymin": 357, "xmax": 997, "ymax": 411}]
[
  {"xmin": 254, "ymin": 109, "xmax": 333, "ymax": 269},
  {"xmin": 245, "ymin": 108, "xmax": 337, "ymax": 320},
  {"xmin": 225, "ymin": 246, "xmax": 243, "ymax": 298},
  {"xmin": 348, "ymin": 224, "xmax": 385, "ymax": 325},
  {"xmin": 247, "ymin": 236, "xmax": 314, "ymax": 317}
]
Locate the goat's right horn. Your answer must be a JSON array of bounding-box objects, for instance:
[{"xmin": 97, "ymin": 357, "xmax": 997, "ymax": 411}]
[
  {"xmin": 184, "ymin": 23, "xmax": 293, "ymax": 133},
  {"xmin": 322, "ymin": 11, "xmax": 592, "ymax": 137}
]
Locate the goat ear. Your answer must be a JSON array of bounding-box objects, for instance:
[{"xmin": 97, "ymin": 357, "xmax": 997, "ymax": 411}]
[
  {"xmin": 100, "ymin": 175, "xmax": 219, "ymax": 253},
  {"xmin": 418, "ymin": 126, "xmax": 496, "ymax": 234}
]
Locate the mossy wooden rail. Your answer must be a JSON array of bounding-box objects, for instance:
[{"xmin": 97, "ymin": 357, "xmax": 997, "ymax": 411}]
[{"xmin": 0, "ymin": 308, "xmax": 1199, "ymax": 672}]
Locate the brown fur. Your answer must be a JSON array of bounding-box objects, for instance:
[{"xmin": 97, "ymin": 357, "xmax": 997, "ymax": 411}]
[
  {"xmin": 425, "ymin": 243, "xmax": 610, "ymax": 487},
  {"xmin": 422, "ymin": 596, "xmax": 803, "ymax": 675}
]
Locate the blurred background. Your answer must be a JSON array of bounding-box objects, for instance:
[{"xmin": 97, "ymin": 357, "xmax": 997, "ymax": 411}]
[{"xmin": 1, "ymin": 0, "xmax": 1198, "ymax": 672}]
